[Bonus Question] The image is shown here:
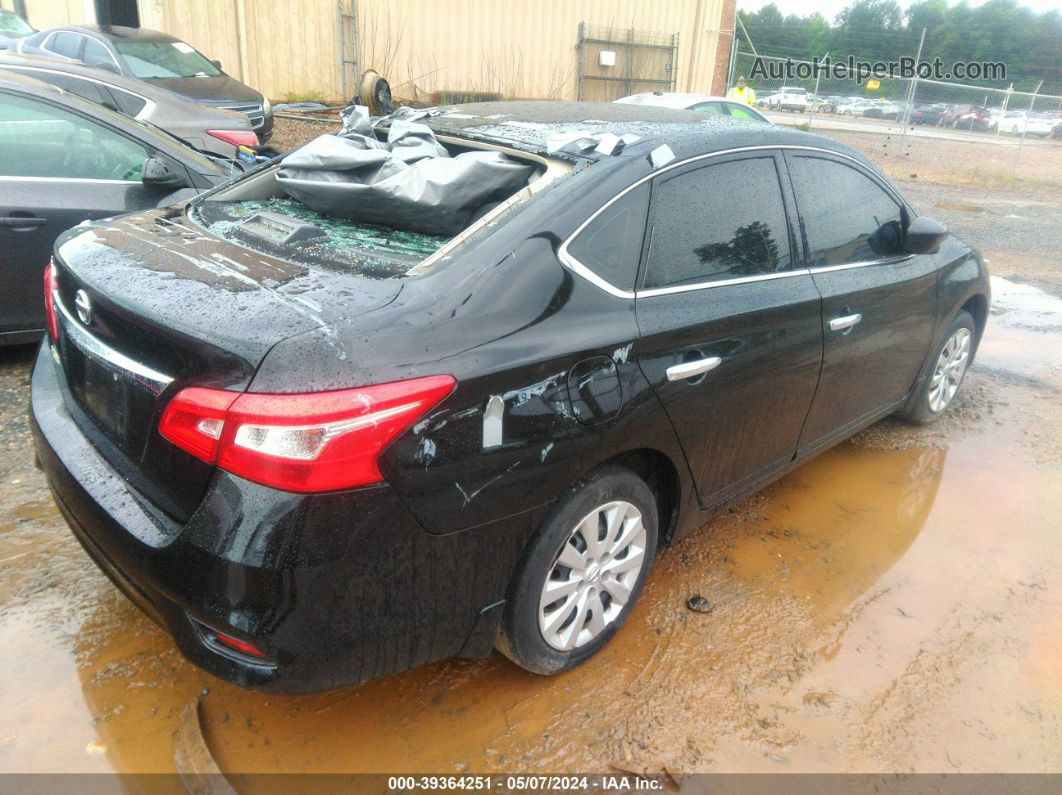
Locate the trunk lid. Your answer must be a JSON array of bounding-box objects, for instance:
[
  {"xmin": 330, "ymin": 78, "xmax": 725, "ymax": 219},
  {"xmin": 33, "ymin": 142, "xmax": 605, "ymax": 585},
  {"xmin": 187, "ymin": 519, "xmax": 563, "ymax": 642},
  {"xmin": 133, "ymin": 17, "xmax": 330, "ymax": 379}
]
[{"xmin": 52, "ymin": 205, "xmax": 405, "ymax": 521}]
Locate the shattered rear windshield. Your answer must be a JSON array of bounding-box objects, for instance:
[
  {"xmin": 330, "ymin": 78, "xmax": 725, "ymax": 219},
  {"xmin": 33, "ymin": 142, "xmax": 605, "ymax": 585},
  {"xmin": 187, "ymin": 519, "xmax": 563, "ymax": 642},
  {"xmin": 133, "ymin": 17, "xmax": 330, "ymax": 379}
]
[{"xmin": 192, "ymin": 198, "xmax": 450, "ymax": 279}]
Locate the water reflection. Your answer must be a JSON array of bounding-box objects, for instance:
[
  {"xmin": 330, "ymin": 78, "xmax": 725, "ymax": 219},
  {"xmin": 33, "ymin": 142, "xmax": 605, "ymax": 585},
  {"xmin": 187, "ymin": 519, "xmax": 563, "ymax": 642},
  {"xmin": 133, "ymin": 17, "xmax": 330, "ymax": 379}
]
[{"xmin": 727, "ymin": 444, "xmax": 947, "ymax": 622}]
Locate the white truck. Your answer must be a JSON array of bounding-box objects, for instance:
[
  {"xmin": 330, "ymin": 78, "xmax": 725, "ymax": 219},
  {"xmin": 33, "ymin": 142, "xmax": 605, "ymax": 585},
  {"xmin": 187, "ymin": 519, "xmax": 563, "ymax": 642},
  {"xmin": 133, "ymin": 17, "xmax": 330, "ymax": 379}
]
[{"xmin": 765, "ymin": 86, "xmax": 808, "ymax": 112}]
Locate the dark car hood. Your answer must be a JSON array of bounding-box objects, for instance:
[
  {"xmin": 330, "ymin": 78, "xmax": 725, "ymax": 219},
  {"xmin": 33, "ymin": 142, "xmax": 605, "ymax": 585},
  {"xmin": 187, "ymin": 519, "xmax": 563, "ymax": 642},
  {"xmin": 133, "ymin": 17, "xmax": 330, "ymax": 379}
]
[
  {"xmin": 54, "ymin": 205, "xmax": 402, "ymax": 369},
  {"xmin": 143, "ymin": 73, "xmax": 261, "ymax": 104}
]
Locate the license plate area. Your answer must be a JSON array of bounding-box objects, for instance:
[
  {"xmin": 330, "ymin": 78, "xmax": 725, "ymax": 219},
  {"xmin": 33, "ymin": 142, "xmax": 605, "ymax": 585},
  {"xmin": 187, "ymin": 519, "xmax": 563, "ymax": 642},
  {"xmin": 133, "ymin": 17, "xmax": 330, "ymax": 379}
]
[{"xmin": 55, "ymin": 299, "xmax": 173, "ymax": 460}]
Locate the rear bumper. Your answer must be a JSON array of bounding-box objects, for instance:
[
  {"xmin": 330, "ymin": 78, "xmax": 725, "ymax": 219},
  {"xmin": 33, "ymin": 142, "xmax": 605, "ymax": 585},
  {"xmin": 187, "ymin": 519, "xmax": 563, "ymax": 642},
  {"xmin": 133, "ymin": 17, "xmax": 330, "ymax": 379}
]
[{"xmin": 31, "ymin": 342, "xmax": 527, "ymax": 692}]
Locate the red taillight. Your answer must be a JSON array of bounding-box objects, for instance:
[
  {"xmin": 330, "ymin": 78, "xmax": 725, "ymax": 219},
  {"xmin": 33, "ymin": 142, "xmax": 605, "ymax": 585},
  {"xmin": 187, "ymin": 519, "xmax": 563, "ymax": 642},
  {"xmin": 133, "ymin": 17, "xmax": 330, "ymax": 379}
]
[
  {"xmin": 206, "ymin": 129, "xmax": 259, "ymax": 148},
  {"xmin": 159, "ymin": 376, "xmax": 456, "ymax": 493},
  {"xmin": 43, "ymin": 261, "xmax": 58, "ymax": 342},
  {"xmin": 158, "ymin": 387, "xmax": 239, "ymax": 463},
  {"xmin": 213, "ymin": 631, "xmax": 267, "ymax": 659}
]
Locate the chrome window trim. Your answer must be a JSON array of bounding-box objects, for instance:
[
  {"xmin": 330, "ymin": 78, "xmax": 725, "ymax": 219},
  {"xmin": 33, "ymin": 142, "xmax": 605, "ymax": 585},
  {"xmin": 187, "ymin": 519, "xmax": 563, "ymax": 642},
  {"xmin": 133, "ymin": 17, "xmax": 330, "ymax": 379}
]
[
  {"xmin": 807, "ymin": 254, "xmax": 914, "ymax": 274},
  {"xmin": 558, "ymin": 144, "xmax": 911, "ymax": 299},
  {"xmin": 53, "ymin": 287, "xmax": 174, "ymax": 394},
  {"xmin": 638, "ymin": 268, "xmax": 811, "ymax": 298}
]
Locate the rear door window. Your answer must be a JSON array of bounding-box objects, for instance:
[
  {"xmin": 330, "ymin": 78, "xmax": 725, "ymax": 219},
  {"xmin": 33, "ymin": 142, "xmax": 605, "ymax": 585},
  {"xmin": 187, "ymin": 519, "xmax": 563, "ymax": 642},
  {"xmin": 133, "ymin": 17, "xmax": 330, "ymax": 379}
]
[
  {"xmin": 566, "ymin": 183, "xmax": 649, "ymax": 292},
  {"xmin": 689, "ymin": 102, "xmax": 725, "ymax": 116},
  {"xmin": 0, "ymin": 91, "xmax": 147, "ymax": 180},
  {"xmin": 46, "ymin": 32, "xmax": 84, "ymax": 60},
  {"xmin": 27, "ymin": 71, "xmax": 109, "ymax": 106},
  {"xmin": 82, "ymin": 37, "xmax": 118, "ymax": 70},
  {"xmin": 108, "ymin": 87, "xmax": 148, "ymax": 117},
  {"xmin": 725, "ymin": 103, "xmax": 764, "ymax": 121},
  {"xmin": 787, "ymin": 156, "xmax": 905, "ymax": 267},
  {"xmin": 642, "ymin": 156, "xmax": 793, "ymax": 289}
]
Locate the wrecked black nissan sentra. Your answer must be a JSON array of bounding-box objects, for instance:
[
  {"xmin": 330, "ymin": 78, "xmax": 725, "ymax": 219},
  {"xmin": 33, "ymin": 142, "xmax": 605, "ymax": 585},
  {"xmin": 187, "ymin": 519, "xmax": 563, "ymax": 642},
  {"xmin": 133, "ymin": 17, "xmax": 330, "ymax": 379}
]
[{"xmin": 31, "ymin": 101, "xmax": 989, "ymax": 692}]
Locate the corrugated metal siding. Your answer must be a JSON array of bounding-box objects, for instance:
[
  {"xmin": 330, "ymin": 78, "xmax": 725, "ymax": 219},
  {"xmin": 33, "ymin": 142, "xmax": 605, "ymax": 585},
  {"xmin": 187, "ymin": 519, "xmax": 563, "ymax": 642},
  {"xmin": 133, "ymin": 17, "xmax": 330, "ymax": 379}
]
[
  {"xmin": 359, "ymin": 0, "xmax": 727, "ymax": 102},
  {"xmin": 15, "ymin": 0, "xmax": 728, "ymax": 103}
]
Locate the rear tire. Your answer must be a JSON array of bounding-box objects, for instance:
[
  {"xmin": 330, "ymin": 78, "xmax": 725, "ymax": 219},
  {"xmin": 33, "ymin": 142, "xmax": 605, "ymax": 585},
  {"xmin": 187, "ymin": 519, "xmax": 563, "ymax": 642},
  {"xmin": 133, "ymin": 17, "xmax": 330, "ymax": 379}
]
[
  {"xmin": 897, "ymin": 310, "xmax": 976, "ymax": 425},
  {"xmin": 496, "ymin": 466, "xmax": 658, "ymax": 675}
]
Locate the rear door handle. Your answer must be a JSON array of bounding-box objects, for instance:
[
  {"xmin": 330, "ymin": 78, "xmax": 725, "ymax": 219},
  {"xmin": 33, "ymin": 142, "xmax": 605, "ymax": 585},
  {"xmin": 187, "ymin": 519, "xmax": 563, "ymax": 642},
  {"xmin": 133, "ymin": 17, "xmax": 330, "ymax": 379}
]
[
  {"xmin": 828, "ymin": 313, "xmax": 863, "ymax": 332},
  {"xmin": 667, "ymin": 356, "xmax": 722, "ymax": 381},
  {"xmin": 0, "ymin": 216, "xmax": 48, "ymax": 229}
]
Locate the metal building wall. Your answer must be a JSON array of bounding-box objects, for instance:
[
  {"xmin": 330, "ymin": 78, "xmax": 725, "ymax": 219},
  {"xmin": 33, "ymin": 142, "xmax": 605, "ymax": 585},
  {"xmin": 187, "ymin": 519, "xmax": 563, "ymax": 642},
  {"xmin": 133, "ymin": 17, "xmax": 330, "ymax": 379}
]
[{"xmin": 9, "ymin": 0, "xmax": 730, "ymax": 103}]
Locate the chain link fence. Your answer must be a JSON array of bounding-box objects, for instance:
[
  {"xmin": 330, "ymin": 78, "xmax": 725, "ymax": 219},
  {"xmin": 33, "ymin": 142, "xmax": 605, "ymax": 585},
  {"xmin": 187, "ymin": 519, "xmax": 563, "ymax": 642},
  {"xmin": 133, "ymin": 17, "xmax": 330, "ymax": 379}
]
[{"xmin": 730, "ymin": 51, "xmax": 1062, "ymax": 177}]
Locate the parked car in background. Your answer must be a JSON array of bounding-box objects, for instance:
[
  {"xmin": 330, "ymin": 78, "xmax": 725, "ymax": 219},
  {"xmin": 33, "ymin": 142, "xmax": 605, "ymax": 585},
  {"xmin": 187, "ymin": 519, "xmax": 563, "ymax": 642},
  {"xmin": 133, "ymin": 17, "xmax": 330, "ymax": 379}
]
[
  {"xmin": 863, "ymin": 101, "xmax": 903, "ymax": 121},
  {"xmin": 939, "ymin": 104, "xmax": 992, "ymax": 131},
  {"xmin": 755, "ymin": 92, "xmax": 776, "ymax": 109},
  {"xmin": 615, "ymin": 92, "xmax": 770, "ymax": 123},
  {"xmin": 0, "ymin": 51, "xmax": 256, "ymax": 156},
  {"xmin": 18, "ymin": 24, "xmax": 272, "ymax": 140},
  {"xmin": 836, "ymin": 99, "xmax": 875, "ymax": 116},
  {"xmin": 763, "ymin": 86, "xmax": 807, "ymax": 112},
  {"xmin": 910, "ymin": 103, "xmax": 948, "ymax": 125},
  {"xmin": 810, "ymin": 95, "xmax": 843, "ymax": 113},
  {"xmin": 0, "ymin": 70, "xmax": 240, "ymax": 344},
  {"xmin": 997, "ymin": 111, "xmax": 1056, "ymax": 136},
  {"xmin": 30, "ymin": 100, "xmax": 989, "ymax": 692},
  {"xmin": 0, "ymin": 8, "xmax": 34, "ymax": 49}
]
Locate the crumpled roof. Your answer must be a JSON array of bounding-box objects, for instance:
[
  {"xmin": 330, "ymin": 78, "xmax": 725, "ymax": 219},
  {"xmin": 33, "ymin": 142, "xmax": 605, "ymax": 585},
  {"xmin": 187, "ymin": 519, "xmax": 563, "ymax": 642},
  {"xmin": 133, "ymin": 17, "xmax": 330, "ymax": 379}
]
[
  {"xmin": 277, "ymin": 106, "xmax": 535, "ymax": 236},
  {"xmin": 399, "ymin": 100, "xmax": 876, "ymax": 169}
]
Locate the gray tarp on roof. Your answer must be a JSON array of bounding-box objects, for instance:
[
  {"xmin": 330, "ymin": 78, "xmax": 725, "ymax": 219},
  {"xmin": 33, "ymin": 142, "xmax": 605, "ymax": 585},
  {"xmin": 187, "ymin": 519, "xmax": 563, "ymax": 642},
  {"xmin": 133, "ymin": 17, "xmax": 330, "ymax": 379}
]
[{"xmin": 277, "ymin": 106, "xmax": 534, "ymax": 236}]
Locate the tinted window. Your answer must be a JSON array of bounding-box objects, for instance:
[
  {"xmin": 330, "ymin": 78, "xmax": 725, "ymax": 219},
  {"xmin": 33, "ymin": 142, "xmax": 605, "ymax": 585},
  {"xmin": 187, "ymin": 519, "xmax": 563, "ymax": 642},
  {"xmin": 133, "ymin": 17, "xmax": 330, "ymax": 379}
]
[
  {"xmin": 567, "ymin": 183, "xmax": 649, "ymax": 291},
  {"xmin": 0, "ymin": 91, "xmax": 147, "ymax": 180},
  {"xmin": 47, "ymin": 32, "xmax": 83, "ymax": 60},
  {"xmin": 643, "ymin": 157, "xmax": 792, "ymax": 289},
  {"xmin": 726, "ymin": 103, "xmax": 764, "ymax": 122},
  {"xmin": 29, "ymin": 72, "xmax": 108, "ymax": 105},
  {"xmin": 0, "ymin": 12, "xmax": 34, "ymax": 37},
  {"xmin": 110, "ymin": 87, "xmax": 147, "ymax": 117},
  {"xmin": 789, "ymin": 157, "xmax": 904, "ymax": 266},
  {"xmin": 689, "ymin": 102, "xmax": 725, "ymax": 116},
  {"xmin": 82, "ymin": 37, "xmax": 116, "ymax": 69}
]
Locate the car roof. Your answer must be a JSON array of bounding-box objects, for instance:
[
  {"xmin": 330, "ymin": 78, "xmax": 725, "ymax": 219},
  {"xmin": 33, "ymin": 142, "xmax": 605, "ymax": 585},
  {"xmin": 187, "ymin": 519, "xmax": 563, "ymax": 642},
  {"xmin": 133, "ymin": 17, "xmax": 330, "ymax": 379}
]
[
  {"xmin": 0, "ymin": 51, "xmax": 250, "ymax": 126},
  {"xmin": 416, "ymin": 100, "xmax": 868, "ymax": 164},
  {"xmin": 614, "ymin": 92, "xmax": 734, "ymax": 109},
  {"xmin": 0, "ymin": 50, "xmax": 152, "ymax": 95},
  {"xmin": 35, "ymin": 24, "xmax": 176, "ymax": 43}
]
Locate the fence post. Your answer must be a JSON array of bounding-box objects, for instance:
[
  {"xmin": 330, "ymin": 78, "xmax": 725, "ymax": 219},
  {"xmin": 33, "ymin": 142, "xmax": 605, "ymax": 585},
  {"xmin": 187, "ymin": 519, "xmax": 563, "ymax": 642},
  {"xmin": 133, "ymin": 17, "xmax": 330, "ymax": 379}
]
[
  {"xmin": 1012, "ymin": 80, "xmax": 1043, "ymax": 175},
  {"xmin": 897, "ymin": 27, "xmax": 925, "ymax": 156},
  {"xmin": 807, "ymin": 51, "xmax": 827, "ymax": 131}
]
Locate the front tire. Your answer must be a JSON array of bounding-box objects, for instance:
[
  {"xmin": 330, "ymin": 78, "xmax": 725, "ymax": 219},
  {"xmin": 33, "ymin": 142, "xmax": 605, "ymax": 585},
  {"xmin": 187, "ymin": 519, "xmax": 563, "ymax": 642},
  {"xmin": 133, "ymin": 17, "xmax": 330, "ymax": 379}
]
[
  {"xmin": 897, "ymin": 310, "xmax": 976, "ymax": 425},
  {"xmin": 496, "ymin": 466, "xmax": 658, "ymax": 675}
]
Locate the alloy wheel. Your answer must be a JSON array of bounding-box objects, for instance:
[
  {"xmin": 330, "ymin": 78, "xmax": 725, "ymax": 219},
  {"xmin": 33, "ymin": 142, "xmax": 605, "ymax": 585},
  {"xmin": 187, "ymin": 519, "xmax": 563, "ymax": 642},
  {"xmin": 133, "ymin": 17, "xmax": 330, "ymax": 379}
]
[
  {"xmin": 928, "ymin": 327, "xmax": 971, "ymax": 413},
  {"xmin": 538, "ymin": 500, "xmax": 648, "ymax": 651}
]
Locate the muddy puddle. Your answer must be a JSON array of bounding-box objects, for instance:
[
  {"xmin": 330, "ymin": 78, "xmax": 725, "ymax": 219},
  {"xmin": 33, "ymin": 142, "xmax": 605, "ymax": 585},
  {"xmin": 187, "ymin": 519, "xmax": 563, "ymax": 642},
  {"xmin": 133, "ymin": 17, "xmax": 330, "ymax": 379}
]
[{"xmin": 1, "ymin": 277, "xmax": 1060, "ymax": 776}]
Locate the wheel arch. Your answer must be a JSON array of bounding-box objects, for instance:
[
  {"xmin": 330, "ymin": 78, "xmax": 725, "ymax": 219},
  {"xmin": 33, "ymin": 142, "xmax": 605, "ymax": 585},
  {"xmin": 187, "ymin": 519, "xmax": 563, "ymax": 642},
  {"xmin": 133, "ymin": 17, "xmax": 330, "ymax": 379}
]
[
  {"xmin": 588, "ymin": 447, "xmax": 683, "ymax": 548},
  {"xmin": 961, "ymin": 292, "xmax": 989, "ymax": 354}
]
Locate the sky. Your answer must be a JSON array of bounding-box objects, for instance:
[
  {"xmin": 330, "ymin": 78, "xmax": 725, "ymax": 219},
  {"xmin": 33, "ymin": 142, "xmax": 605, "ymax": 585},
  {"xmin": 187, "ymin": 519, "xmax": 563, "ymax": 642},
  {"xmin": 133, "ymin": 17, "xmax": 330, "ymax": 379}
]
[{"xmin": 737, "ymin": 0, "xmax": 1062, "ymax": 23}]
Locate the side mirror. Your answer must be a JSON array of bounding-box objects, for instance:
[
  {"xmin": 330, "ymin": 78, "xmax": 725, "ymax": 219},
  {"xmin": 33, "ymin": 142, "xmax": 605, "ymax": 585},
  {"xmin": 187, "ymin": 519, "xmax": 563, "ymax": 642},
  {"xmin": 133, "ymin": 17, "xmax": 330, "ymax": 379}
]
[
  {"xmin": 141, "ymin": 156, "xmax": 188, "ymax": 190},
  {"xmin": 210, "ymin": 59, "xmax": 222, "ymax": 70},
  {"xmin": 92, "ymin": 61, "xmax": 120, "ymax": 74},
  {"xmin": 904, "ymin": 215, "xmax": 948, "ymax": 255}
]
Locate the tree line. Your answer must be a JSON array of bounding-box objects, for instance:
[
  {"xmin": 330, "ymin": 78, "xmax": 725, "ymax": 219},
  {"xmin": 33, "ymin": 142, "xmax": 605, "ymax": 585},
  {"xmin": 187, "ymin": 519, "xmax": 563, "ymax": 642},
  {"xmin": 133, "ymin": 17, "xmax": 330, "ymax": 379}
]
[{"xmin": 739, "ymin": 0, "xmax": 1061, "ymax": 95}]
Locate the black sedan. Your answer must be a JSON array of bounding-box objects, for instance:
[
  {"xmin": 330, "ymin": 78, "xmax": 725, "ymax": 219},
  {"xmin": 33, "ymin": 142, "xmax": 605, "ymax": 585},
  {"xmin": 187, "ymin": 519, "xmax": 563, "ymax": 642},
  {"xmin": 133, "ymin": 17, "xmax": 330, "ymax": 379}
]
[
  {"xmin": 31, "ymin": 101, "xmax": 990, "ymax": 692},
  {"xmin": 19, "ymin": 24, "xmax": 272, "ymax": 139},
  {"xmin": 0, "ymin": 70, "xmax": 239, "ymax": 344}
]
